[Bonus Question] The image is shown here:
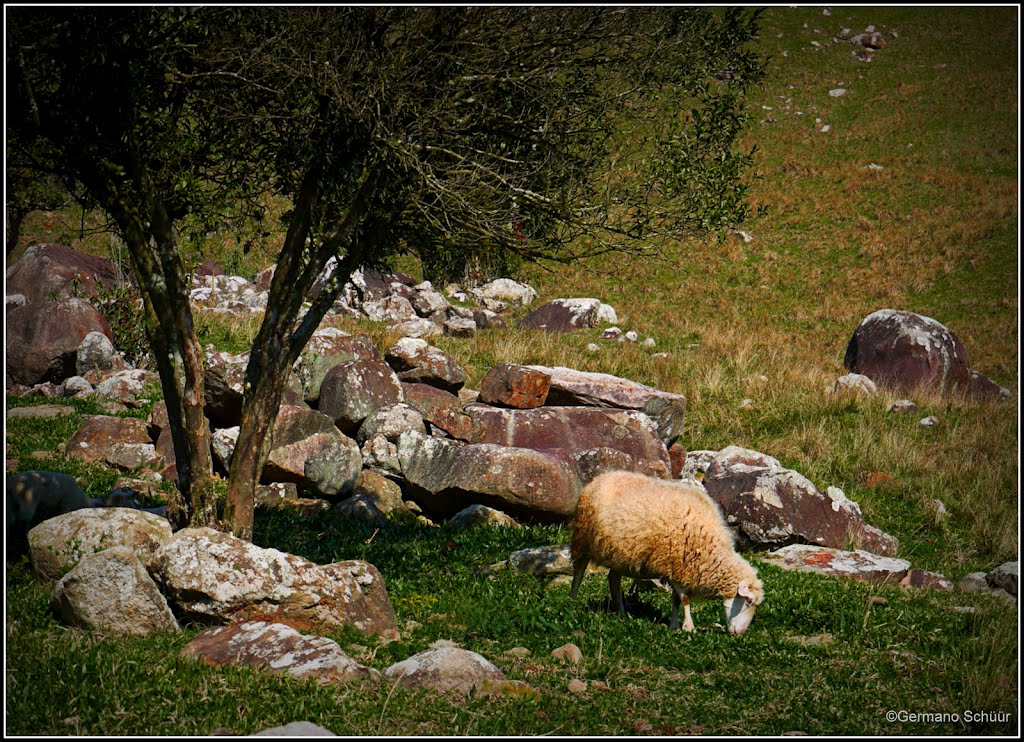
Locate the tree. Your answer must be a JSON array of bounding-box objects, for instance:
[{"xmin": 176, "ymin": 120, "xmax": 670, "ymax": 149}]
[{"xmin": 8, "ymin": 7, "xmax": 764, "ymax": 540}]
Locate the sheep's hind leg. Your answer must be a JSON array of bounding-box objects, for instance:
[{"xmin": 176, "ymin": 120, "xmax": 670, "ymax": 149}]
[
  {"xmin": 608, "ymin": 571, "xmax": 626, "ymax": 616},
  {"xmin": 570, "ymin": 557, "xmax": 590, "ymax": 600},
  {"xmin": 682, "ymin": 594, "xmax": 695, "ymax": 632},
  {"xmin": 670, "ymin": 586, "xmax": 696, "ymax": 631}
]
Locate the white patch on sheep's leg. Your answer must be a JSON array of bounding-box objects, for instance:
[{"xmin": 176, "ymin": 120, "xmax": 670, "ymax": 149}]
[
  {"xmin": 570, "ymin": 557, "xmax": 589, "ymax": 600},
  {"xmin": 682, "ymin": 594, "xmax": 696, "ymax": 633},
  {"xmin": 608, "ymin": 571, "xmax": 626, "ymax": 616}
]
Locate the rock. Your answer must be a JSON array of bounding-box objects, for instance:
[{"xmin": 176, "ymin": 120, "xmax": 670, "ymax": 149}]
[
  {"xmin": 889, "ymin": 399, "xmax": 918, "ymax": 414},
  {"xmin": 334, "ymin": 494, "xmax": 390, "ymax": 527},
  {"xmin": 6, "ymin": 470, "xmax": 93, "ymax": 559},
  {"xmin": 526, "ymin": 365, "xmax": 687, "ymax": 446},
  {"xmin": 5, "ymin": 243, "xmax": 119, "ymax": 304},
  {"xmin": 51, "ymin": 545, "xmax": 179, "ymax": 636},
  {"xmin": 28, "ymin": 507, "xmax": 173, "ymax": 580},
  {"xmin": 489, "ymin": 544, "xmax": 606, "ymax": 578},
  {"xmin": 75, "ymin": 332, "xmax": 117, "ymax": 376},
  {"xmin": 518, "ymin": 298, "xmax": 614, "ymax": 333},
  {"xmin": 65, "ymin": 415, "xmax": 163, "ymax": 471},
  {"xmin": 446, "ymin": 504, "xmax": 520, "ymax": 530},
  {"xmin": 390, "ymin": 317, "xmax": 444, "ymax": 338},
  {"xmin": 849, "ymin": 30, "xmax": 887, "ymax": 49},
  {"xmin": 957, "ymin": 572, "xmax": 991, "ymax": 593},
  {"xmin": 189, "ymin": 274, "xmax": 267, "ymax": 312},
  {"xmin": 6, "ymin": 293, "xmax": 27, "ymax": 309},
  {"xmin": 153, "ymin": 528, "xmax": 398, "ymax": 635},
  {"xmin": 567, "ymin": 679, "xmax": 589, "ymax": 694},
  {"xmin": 383, "ymin": 647, "xmax": 507, "ymax": 697},
  {"xmin": 478, "ymin": 364, "xmax": 551, "ymax": 409},
  {"xmin": 668, "ymin": 442, "xmax": 688, "ymax": 479},
  {"xmin": 411, "ymin": 287, "xmax": 451, "ymax": 317},
  {"xmin": 212, "ymin": 426, "xmax": 241, "ymax": 471},
  {"xmin": 292, "ymin": 330, "xmax": 381, "ymax": 405},
  {"xmin": 6, "ymin": 298, "xmax": 114, "ymax": 386},
  {"xmin": 463, "ymin": 404, "xmax": 672, "ymax": 481},
  {"xmin": 829, "ymin": 88, "xmax": 847, "ymax": 97},
  {"xmin": 899, "ymin": 569, "xmax": 953, "ymax": 591},
  {"xmin": 397, "ymin": 431, "xmax": 580, "ymax": 521},
  {"xmin": 828, "ymin": 373, "xmax": 877, "ymax": 397},
  {"xmin": 182, "ymin": 621, "xmax": 377, "ymax": 685},
  {"xmin": 253, "ymin": 722, "xmax": 336, "ymax": 737},
  {"xmin": 93, "ymin": 368, "xmax": 158, "ymax": 407},
  {"xmin": 319, "ymin": 360, "xmax": 404, "ymax": 436},
  {"xmin": 357, "ymin": 403, "xmax": 427, "ymax": 444},
  {"xmin": 843, "ymin": 309, "xmax": 987, "ymax": 398},
  {"xmin": 472, "ymin": 308, "xmax": 506, "ymax": 330},
  {"xmin": 701, "ymin": 446, "xmax": 900, "ymax": 556},
  {"xmin": 551, "ymin": 643, "xmax": 583, "ymax": 665},
  {"xmin": 443, "ymin": 317, "xmax": 477, "ymax": 338},
  {"xmin": 986, "ymin": 562, "xmax": 1018, "ymax": 597},
  {"xmin": 6, "ymin": 404, "xmax": 75, "ymax": 421},
  {"xmin": 401, "ymin": 382, "xmax": 476, "ymax": 441},
  {"xmin": 360, "ymin": 435, "xmax": 402, "ymax": 477},
  {"xmin": 254, "ymin": 482, "xmax": 300, "ymax": 508},
  {"xmin": 384, "ymin": 338, "xmax": 466, "ymax": 393},
  {"xmin": 760, "ymin": 544, "xmax": 911, "ymax": 584},
  {"xmin": 470, "ymin": 278, "xmax": 537, "ymax": 307},
  {"xmin": 60, "ymin": 375, "xmax": 95, "ymax": 398},
  {"xmin": 262, "ymin": 406, "xmax": 362, "ymax": 498},
  {"xmin": 204, "ymin": 351, "xmax": 250, "ymax": 427},
  {"xmin": 363, "ymin": 295, "xmax": 416, "ymax": 325}
]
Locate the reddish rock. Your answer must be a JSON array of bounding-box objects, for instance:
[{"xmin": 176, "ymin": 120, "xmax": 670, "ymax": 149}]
[
  {"xmin": 843, "ymin": 309, "xmax": 973, "ymax": 397},
  {"xmin": 6, "ymin": 299, "xmax": 113, "ymax": 386},
  {"xmin": 761, "ymin": 544, "xmax": 911, "ymax": 584},
  {"xmin": 293, "ymin": 330, "xmax": 381, "ymax": 405},
  {"xmin": 261, "ymin": 406, "xmax": 362, "ymax": 497},
  {"xmin": 5, "ymin": 243, "xmax": 119, "ymax": 303},
  {"xmin": 401, "ymin": 382, "xmax": 476, "ymax": 441},
  {"xmin": 65, "ymin": 415, "xmax": 158, "ymax": 470},
  {"xmin": 182, "ymin": 621, "xmax": 377, "ymax": 685},
  {"xmin": 384, "ymin": 338, "xmax": 466, "ymax": 393},
  {"xmin": 527, "ymin": 365, "xmax": 687, "ymax": 446},
  {"xmin": 479, "ymin": 364, "xmax": 551, "ymax": 409},
  {"xmin": 702, "ymin": 446, "xmax": 899, "ymax": 556},
  {"xmin": 668, "ymin": 441, "xmax": 688, "ymax": 479},
  {"xmin": 899, "ymin": 568, "xmax": 953, "ymax": 591},
  {"xmin": 518, "ymin": 299, "xmax": 605, "ymax": 333},
  {"xmin": 319, "ymin": 359, "xmax": 404, "ymax": 435}
]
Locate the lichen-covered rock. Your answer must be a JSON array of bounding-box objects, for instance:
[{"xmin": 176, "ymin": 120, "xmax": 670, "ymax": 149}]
[
  {"xmin": 470, "ymin": 278, "xmax": 537, "ymax": 307},
  {"xmin": 828, "ymin": 373, "xmax": 877, "ymax": 397},
  {"xmin": 357, "ymin": 403, "xmax": 427, "ymax": 445},
  {"xmin": 899, "ymin": 568, "xmax": 953, "ymax": 591},
  {"xmin": 6, "ymin": 298, "xmax": 114, "ymax": 386},
  {"xmin": 291, "ymin": 330, "xmax": 382, "ymax": 405},
  {"xmin": 153, "ymin": 528, "xmax": 398, "ymax": 635},
  {"xmin": 397, "ymin": 431, "xmax": 580, "ymax": 521},
  {"xmin": 334, "ymin": 493, "xmax": 390, "ymax": 526},
  {"xmin": 353, "ymin": 469, "xmax": 409, "ymax": 517},
  {"xmin": 383, "ymin": 647, "xmax": 506, "ymax": 696},
  {"xmin": 28, "ymin": 507, "xmax": 173, "ymax": 580},
  {"xmin": 319, "ymin": 359, "xmax": 404, "ymax": 435},
  {"xmin": 262, "ymin": 406, "xmax": 362, "ymax": 497},
  {"xmin": 701, "ymin": 446, "xmax": 899, "ymax": 556},
  {"xmin": 51, "ymin": 545, "xmax": 179, "ymax": 636},
  {"xmin": 518, "ymin": 298, "xmax": 615, "ymax": 333},
  {"xmin": 478, "ymin": 364, "xmax": 551, "ymax": 409},
  {"xmin": 75, "ymin": 331, "xmax": 117, "ymax": 376},
  {"xmin": 384, "ymin": 338, "xmax": 466, "ymax": 393},
  {"xmin": 486, "ymin": 544, "xmax": 606, "ymax": 578},
  {"xmin": 182, "ymin": 621, "xmax": 377, "ymax": 685},
  {"xmin": 5, "ymin": 243, "xmax": 119, "ymax": 304},
  {"xmin": 446, "ymin": 504, "xmax": 520, "ymax": 530},
  {"xmin": 65, "ymin": 415, "xmax": 162, "ymax": 472},
  {"xmin": 93, "ymin": 369, "xmax": 158, "ymax": 407},
  {"xmin": 253, "ymin": 722, "xmax": 337, "ymax": 737},
  {"xmin": 204, "ymin": 351, "xmax": 250, "ymax": 427},
  {"xmin": 760, "ymin": 544, "xmax": 911, "ymax": 584},
  {"xmin": 400, "ymin": 383, "xmax": 475, "ymax": 441},
  {"xmin": 986, "ymin": 562, "xmax": 1018, "ymax": 598},
  {"xmin": 526, "ymin": 365, "xmax": 687, "ymax": 446}
]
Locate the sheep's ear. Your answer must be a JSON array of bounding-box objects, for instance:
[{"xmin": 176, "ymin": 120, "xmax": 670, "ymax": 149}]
[{"xmin": 737, "ymin": 581, "xmax": 755, "ymax": 601}]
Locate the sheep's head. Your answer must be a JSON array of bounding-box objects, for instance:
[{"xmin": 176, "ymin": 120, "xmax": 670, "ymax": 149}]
[{"xmin": 723, "ymin": 576, "xmax": 763, "ymax": 635}]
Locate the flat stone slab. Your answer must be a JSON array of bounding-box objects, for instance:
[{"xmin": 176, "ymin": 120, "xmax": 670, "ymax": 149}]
[{"xmin": 760, "ymin": 544, "xmax": 911, "ymax": 584}]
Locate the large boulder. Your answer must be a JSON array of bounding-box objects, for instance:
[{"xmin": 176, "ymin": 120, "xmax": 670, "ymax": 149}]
[
  {"xmin": 6, "ymin": 298, "xmax": 113, "ymax": 386},
  {"xmin": 397, "ymin": 431, "xmax": 580, "ymax": 521},
  {"xmin": 518, "ymin": 298, "xmax": 615, "ymax": 333},
  {"xmin": 843, "ymin": 309, "xmax": 1005, "ymax": 398},
  {"xmin": 400, "ymin": 383, "xmax": 476, "ymax": 441},
  {"xmin": 384, "ymin": 338, "xmax": 466, "ymax": 393},
  {"xmin": 65, "ymin": 415, "xmax": 162, "ymax": 471},
  {"xmin": 383, "ymin": 647, "xmax": 508, "ymax": 697},
  {"xmin": 262, "ymin": 406, "xmax": 362, "ymax": 497},
  {"xmin": 469, "ymin": 278, "xmax": 538, "ymax": 307},
  {"xmin": 478, "ymin": 364, "xmax": 551, "ymax": 409},
  {"xmin": 462, "ymin": 404, "xmax": 671, "ymax": 480},
  {"xmin": 5, "ymin": 243, "xmax": 119, "ymax": 304},
  {"xmin": 28, "ymin": 507, "xmax": 173, "ymax": 580},
  {"xmin": 700, "ymin": 446, "xmax": 900, "ymax": 556},
  {"xmin": 527, "ymin": 365, "xmax": 687, "ymax": 445},
  {"xmin": 153, "ymin": 528, "xmax": 398, "ymax": 635},
  {"xmin": 182, "ymin": 621, "xmax": 377, "ymax": 685},
  {"xmin": 291, "ymin": 330, "xmax": 381, "ymax": 405},
  {"xmin": 50, "ymin": 545, "xmax": 179, "ymax": 636},
  {"xmin": 319, "ymin": 359, "xmax": 404, "ymax": 435}
]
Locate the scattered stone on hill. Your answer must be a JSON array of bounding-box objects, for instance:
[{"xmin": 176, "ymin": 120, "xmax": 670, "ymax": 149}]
[
  {"xmin": 182, "ymin": 621, "xmax": 377, "ymax": 686},
  {"xmin": 60, "ymin": 375, "xmax": 95, "ymax": 398},
  {"xmin": 443, "ymin": 316, "xmax": 477, "ymax": 338},
  {"xmin": 760, "ymin": 544, "xmax": 911, "ymax": 584},
  {"xmin": 28, "ymin": 506, "xmax": 173, "ymax": 580},
  {"xmin": 190, "ymin": 273, "xmax": 267, "ymax": 314},
  {"xmin": 291, "ymin": 329, "xmax": 381, "ymax": 405},
  {"xmin": 889, "ymin": 399, "xmax": 918, "ymax": 414},
  {"xmin": 153, "ymin": 527, "xmax": 398, "ymax": 635},
  {"xmin": 253, "ymin": 722, "xmax": 337, "ymax": 737},
  {"xmin": 527, "ymin": 365, "xmax": 687, "ymax": 446},
  {"xmin": 75, "ymin": 331, "xmax": 119, "ymax": 376},
  {"xmin": 51, "ymin": 545, "xmax": 179, "ymax": 636},
  {"xmin": 446, "ymin": 503, "xmax": 521, "ymax": 530},
  {"xmin": 986, "ymin": 562, "xmax": 1018, "ymax": 598},
  {"xmin": 518, "ymin": 298, "xmax": 617, "ymax": 333},
  {"xmin": 204, "ymin": 350, "xmax": 250, "ymax": 427},
  {"xmin": 334, "ymin": 493, "xmax": 390, "ymax": 527},
  {"xmin": 849, "ymin": 29, "xmax": 887, "ymax": 49},
  {"xmin": 5, "ymin": 243, "xmax": 120, "ymax": 304},
  {"xmin": 384, "ymin": 338, "xmax": 467, "ymax": 393},
  {"xmin": 94, "ymin": 368, "xmax": 158, "ymax": 408},
  {"xmin": 698, "ymin": 446, "xmax": 900, "ymax": 555},
  {"xmin": 469, "ymin": 278, "xmax": 538, "ymax": 307},
  {"xmin": 899, "ymin": 568, "xmax": 953, "ymax": 591},
  {"xmin": 6, "ymin": 404, "xmax": 75, "ymax": 421},
  {"xmin": 319, "ymin": 359, "xmax": 404, "ymax": 436},
  {"xmin": 478, "ymin": 364, "xmax": 551, "ymax": 409},
  {"xmin": 6, "ymin": 298, "xmax": 114, "ymax": 387},
  {"xmin": 354, "ymin": 469, "xmax": 410, "ymax": 518},
  {"xmin": 391, "ymin": 317, "xmax": 443, "ymax": 338},
  {"xmin": 401, "ymin": 382, "xmax": 476, "ymax": 441},
  {"xmin": 843, "ymin": 309, "xmax": 1009, "ymax": 400},
  {"xmin": 360, "ymin": 435, "xmax": 403, "ymax": 477},
  {"xmin": 263, "ymin": 406, "xmax": 362, "ymax": 498},
  {"xmin": 828, "ymin": 373, "xmax": 877, "ymax": 397},
  {"xmin": 211, "ymin": 426, "xmax": 240, "ymax": 471},
  {"xmin": 486, "ymin": 544, "xmax": 607, "ymax": 578},
  {"xmin": 383, "ymin": 647, "xmax": 525, "ymax": 698},
  {"xmin": 65, "ymin": 415, "xmax": 163, "ymax": 472},
  {"xmin": 363, "ymin": 294, "xmax": 417, "ymax": 325},
  {"xmin": 551, "ymin": 643, "xmax": 583, "ymax": 665},
  {"xmin": 357, "ymin": 403, "xmax": 427, "ymax": 445}
]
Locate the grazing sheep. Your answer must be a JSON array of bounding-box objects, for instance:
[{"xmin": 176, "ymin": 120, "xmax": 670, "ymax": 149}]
[{"xmin": 570, "ymin": 470, "xmax": 764, "ymax": 634}]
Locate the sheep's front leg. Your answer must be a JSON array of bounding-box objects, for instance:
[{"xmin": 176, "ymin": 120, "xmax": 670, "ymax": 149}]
[
  {"xmin": 570, "ymin": 557, "xmax": 589, "ymax": 600},
  {"xmin": 608, "ymin": 571, "xmax": 626, "ymax": 616},
  {"xmin": 670, "ymin": 587, "xmax": 696, "ymax": 631}
]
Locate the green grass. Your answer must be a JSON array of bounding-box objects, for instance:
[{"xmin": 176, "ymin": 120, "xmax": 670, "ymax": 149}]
[{"xmin": 6, "ymin": 6, "xmax": 1018, "ymax": 737}]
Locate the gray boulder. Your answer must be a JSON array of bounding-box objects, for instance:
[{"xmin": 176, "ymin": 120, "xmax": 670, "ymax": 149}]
[
  {"xmin": 319, "ymin": 359, "xmax": 404, "ymax": 436},
  {"xmin": 262, "ymin": 405, "xmax": 362, "ymax": 497}
]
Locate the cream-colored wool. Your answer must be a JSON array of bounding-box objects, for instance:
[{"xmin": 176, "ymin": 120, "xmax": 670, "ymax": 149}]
[{"xmin": 570, "ymin": 470, "xmax": 764, "ymax": 633}]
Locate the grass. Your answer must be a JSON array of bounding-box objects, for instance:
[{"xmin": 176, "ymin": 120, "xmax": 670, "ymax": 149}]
[{"xmin": 5, "ymin": 6, "xmax": 1019, "ymax": 737}]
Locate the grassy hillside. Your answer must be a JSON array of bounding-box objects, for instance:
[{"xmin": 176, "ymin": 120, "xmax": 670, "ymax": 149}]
[{"xmin": 6, "ymin": 6, "xmax": 1018, "ymax": 737}]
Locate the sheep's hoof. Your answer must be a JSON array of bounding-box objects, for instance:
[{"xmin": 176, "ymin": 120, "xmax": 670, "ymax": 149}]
[{"xmin": 682, "ymin": 622, "xmax": 696, "ymax": 633}]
